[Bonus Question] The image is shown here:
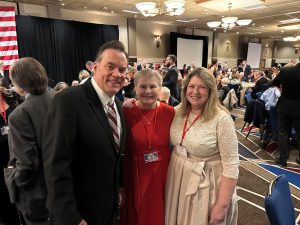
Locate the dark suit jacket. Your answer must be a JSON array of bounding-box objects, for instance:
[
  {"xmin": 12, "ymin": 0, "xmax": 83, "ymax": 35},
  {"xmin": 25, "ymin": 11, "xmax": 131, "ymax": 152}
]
[
  {"xmin": 168, "ymin": 96, "xmax": 179, "ymax": 107},
  {"xmin": 43, "ymin": 79, "xmax": 126, "ymax": 225},
  {"xmin": 251, "ymin": 77, "xmax": 269, "ymax": 99},
  {"xmin": 273, "ymin": 63, "xmax": 300, "ymax": 118},
  {"xmin": 163, "ymin": 65, "xmax": 178, "ymax": 98},
  {"xmin": 8, "ymin": 92, "xmax": 53, "ymax": 221}
]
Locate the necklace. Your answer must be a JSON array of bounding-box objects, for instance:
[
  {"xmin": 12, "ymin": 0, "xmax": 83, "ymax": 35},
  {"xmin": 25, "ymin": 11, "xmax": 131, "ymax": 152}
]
[{"xmin": 137, "ymin": 101, "xmax": 157, "ymax": 126}]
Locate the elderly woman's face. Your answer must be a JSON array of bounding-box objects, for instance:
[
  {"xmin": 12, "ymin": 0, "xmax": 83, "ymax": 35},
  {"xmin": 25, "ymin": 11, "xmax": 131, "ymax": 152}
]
[
  {"xmin": 135, "ymin": 76, "xmax": 160, "ymax": 107},
  {"xmin": 186, "ymin": 76, "xmax": 209, "ymax": 110}
]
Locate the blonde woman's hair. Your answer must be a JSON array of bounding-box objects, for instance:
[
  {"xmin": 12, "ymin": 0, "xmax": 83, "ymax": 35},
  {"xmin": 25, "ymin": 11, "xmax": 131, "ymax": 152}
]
[
  {"xmin": 179, "ymin": 67, "xmax": 228, "ymax": 122},
  {"xmin": 78, "ymin": 70, "xmax": 90, "ymax": 81},
  {"xmin": 134, "ymin": 68, "xmax": 162, "ymax": 88}
]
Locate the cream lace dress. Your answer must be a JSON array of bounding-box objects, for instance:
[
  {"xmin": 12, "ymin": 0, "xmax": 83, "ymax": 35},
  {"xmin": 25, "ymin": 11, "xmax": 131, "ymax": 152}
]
[{"xmin": 165, "ymin": 108, "xmax": 239, "ymax": 225}]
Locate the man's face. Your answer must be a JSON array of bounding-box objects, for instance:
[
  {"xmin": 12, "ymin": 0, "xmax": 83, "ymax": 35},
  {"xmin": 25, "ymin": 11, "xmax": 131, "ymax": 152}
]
[
  {"xmin": 242, "ymin": 60, "xmax": 246, "ymax": 66},
  {"xmin": 165, "ymin": 57, "xmax": 172, "ymax": 67},
  {"xmin": 93, "ymin": 49, "xmax": 128, "ymax": 97},
  {"xmin": 86, "ymin": 63, "xmax": 94, "ymax": 72}
]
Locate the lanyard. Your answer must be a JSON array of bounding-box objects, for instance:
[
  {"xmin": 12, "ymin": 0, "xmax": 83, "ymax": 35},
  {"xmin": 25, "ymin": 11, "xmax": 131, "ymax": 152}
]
[
  {"xmin": 0, "ymin": 96, "xmax": 7, "ymax": 125},
  {"xmin": 180, "ymin": 112, "xmax": 200, "ymax": 145},
  {"xmin": 137, "ymin": 102, "xmax": 158, "ymax": 151}
]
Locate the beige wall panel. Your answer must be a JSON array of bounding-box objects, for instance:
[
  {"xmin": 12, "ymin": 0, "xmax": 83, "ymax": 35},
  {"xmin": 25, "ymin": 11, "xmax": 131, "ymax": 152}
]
[
  {"xmin": 136, "ymin": 20, "xmax": 178, "ymax": 59},
  {"xmin": 19, "ymin": 3, "xmax": 48, "ymax": 17},
  {"xmin": 217, "ymin": 33, "xmax": 239, "ymax": 58}
]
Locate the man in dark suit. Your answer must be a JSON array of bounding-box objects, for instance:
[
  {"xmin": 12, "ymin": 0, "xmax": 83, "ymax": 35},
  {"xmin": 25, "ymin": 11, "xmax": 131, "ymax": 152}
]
[
  {"xmin": 7, "ymin": 57, "xmax": 53, "ymax": 225},
  {"xmin": 158, "ymin": 86, "xmax": 179, "ymax": 107},
  {"xmin": 251, "ymin": 71, "xmax": 269, "ymax": 99},
  {"xmin": 242, "ymin": 60, "xmax": 251, "ymax": 82},
  {"xmin": 273, "ymin": 62, "xmax": 300, "ymax": 166},
  {"xmin": 163, "ymin": 54, "xmax": 178, "ymax": 99},
  {"xmin": 43, "ymin": 41, "xmax": 127, "ymax": 225}
]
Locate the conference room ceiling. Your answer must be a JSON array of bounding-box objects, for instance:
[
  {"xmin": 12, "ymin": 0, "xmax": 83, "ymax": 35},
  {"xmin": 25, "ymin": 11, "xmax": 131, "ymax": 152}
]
[{"xmin": 14, "ymin": 0, "xmax": 300, "ymax": 39}]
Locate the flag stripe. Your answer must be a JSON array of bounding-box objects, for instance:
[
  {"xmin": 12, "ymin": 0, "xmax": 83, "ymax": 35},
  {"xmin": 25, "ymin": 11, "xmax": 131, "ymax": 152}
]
[
  {"xmin": 0, "ymin": 54, "xmax": 19, "ymax": 61},
  {"xmin": 0, "ymin": 40, "xmax": 17, "ymax": 47},
  {"xmin": 0, "ymin": 31, "xmax": 16, "ymax": 37},
  {"xmin": 0, "ymin": 50, "xmax": 18, "ymax": 56},
  {"xmin": 0, "ymin": 26, "xmax": 16, "ymax": 32},
  {"xmin": 0, "ymin": 45, "xmax": 18, "ymax": 51},
  {"xmin": 0, "ymin": 16, "xmax": 15, "ymax": 22},
  {"xmin": 0, "ymin": 7, "xmax": 15, "ymax": 12},
  {"xmin": 0, "ymin": 21, "xmax": 16, "ymax": 27},
  {"xmin": 0, "ymin": 36, "xmax": 17, "ymax": 42}
]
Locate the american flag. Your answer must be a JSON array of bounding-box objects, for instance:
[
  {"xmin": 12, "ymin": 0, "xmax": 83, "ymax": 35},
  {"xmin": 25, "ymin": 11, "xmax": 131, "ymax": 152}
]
[{"xmin": 0, "ymin": 6, "xmax": 18, "ymax": 71}]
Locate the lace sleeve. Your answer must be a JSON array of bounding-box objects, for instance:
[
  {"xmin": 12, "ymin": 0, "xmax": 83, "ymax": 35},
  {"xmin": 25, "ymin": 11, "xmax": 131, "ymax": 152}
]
[{"xmin": 217, "ymin": 112, "xmax": 239, "ymax": 179}]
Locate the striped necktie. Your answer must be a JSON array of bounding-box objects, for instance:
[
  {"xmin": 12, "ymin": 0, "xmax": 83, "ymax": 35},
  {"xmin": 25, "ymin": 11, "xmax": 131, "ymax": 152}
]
[{"xmin": 107, "ymin": 100, "xmax": 120, "ymax": 151}]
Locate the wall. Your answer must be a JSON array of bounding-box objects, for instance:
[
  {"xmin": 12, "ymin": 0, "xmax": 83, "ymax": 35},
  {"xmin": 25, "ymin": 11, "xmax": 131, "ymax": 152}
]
[
  {"xmin": 273, "ymin": 40, "xmax": 300, "ymax": 64},
  {"xmin": 135, "ymin": 20, "xmax": 178, "ymax": 63},
  {"xmin": 217, "ymin": 33, "xmax": 239, "ymax": 68}
]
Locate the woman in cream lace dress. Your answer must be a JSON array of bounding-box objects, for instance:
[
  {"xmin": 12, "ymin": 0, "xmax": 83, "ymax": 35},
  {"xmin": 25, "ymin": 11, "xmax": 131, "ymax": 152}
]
[{"xmin": 165, "ymin": 67, "xmax": 239, "ymax": 225}]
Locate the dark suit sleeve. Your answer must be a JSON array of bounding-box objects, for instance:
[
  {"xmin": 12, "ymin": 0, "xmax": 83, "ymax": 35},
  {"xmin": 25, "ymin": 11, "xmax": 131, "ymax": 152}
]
[
  {"xmin": 43, "ymin": 93, "xmax": 82, "ymax": 225},
  {"xmin": 8, "ymin": 109, "xmax": 39, "ymax": 188},
  {"xmin": 163, "ymin": 69, "xmax": 178, "ymax": 89}
]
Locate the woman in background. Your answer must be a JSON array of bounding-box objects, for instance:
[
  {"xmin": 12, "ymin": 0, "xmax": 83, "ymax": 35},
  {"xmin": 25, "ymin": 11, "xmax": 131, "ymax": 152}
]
[
  {"xmin": 120, "ymin": 68, "xmax": 175, "ymax": 225},
  {"xmin": 165, "ymin": 67, "xmax": 239, "ymax": 225}
]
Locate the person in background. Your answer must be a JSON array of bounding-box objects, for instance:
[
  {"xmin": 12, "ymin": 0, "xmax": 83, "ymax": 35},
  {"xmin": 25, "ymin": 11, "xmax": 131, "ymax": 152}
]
[
  {"xmin": 251, "ymin": 71, "xmax": 269, "ymax": 99},
  {"xmin": 165, "ymin": 67, "xmax": 239, "ymax": 225},
  {"xmin": 124, "ymin": 67, "xmax": 137, "ymax": 98},
  {"xmin": 273, "ymin": 62, "xmax": 300, "ymax": 166},
  {"xmin": 52, "ymin": 82, "xmax": 69, "ymax": 92},
  {"xmin": 159, "ymin": 86, "xmax": 179, "ymax": 107},
  {"xmin": 241, "ymin": 60, "xmax": 251, "ymax": 82},
  {"xmin": 7, "ymin": 57, "xmax": 53, "ymax": 225},
  {"xmin": 210, "ymin": 58, "xmax": 219, "ymax": 78},
  {"xmin": 163, "ymin": 54, "xmax": 178, "ymax": 99},
  {"xmin": 0, "ymin": 86, "xmax": 23, "ymax": 225},
  {"xmin": 78, "ymin": 70, "xmax": 90, "ymax": 84},
  {"xmin": 43, "ymin": 41, "xmax": 127, "ymax": 225},
  {"xmin": 85, "ymin": 60, "xmax": 94, "ymax": 76},
  {"xmin": 180, "ymin": 64, "xmax": 188, "ymax": 78},
  {"xmin": 120, "ymin": 68, "xmax": 175, "ymax": 225}
]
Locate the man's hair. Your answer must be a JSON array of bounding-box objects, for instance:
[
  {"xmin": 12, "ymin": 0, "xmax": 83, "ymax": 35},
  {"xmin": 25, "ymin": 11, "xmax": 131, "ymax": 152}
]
[
  {"xmin": 9, "ymin": 57, "xmax": 48, "ymax": 95},
  {"xmin": 167, "ymin": 54, "xmax": 177, "ymax": 63},
  {"xmin": 160, "ymin": 86, "xmax": 171, "ymax": 97},
  {"xmin": 212, "ymin": 58, "xmax": 218, "ymax": 65},
  {"xmin": 85, "ymin": 61, "xmax": 93, "ymax": 66},
  {"xmin": 95, "ymin": 41, "xmax": 128, "ymax": 62}
]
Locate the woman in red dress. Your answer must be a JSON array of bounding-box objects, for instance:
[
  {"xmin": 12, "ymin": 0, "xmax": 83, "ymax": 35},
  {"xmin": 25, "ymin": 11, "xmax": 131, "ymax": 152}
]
[{"xmin": 120, "ymin": 68, "xmax": 175, "ymax": 225}]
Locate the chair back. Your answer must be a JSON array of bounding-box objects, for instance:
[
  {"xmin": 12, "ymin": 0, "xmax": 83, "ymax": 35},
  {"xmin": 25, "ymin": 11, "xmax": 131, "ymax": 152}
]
[{"xmin": 265, "ymin": 174, "xmax": 295, "ymax": 225}]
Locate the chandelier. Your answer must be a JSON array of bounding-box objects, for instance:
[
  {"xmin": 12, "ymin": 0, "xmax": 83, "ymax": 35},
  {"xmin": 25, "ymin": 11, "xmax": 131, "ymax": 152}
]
[
  {"xmin": 135, "ymin": 0, "xmax": 186, "ymax": 17},
  {"xmin": 206, "ymin": 3, "xmax": 252, "ymax": 29}
]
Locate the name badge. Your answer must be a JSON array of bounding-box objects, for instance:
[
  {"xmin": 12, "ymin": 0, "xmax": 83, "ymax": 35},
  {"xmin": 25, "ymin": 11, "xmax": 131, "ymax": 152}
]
[
  {"xmin": 0, "ymin": 126, "xmax": 9, "ymax": 136},
  {"xmin": 144, "ymin": 152, "xmax": 159, "ymax": 163},
  {"xmin": 176, "ymin": 145, "xmax": 187, "ymax": 157}
]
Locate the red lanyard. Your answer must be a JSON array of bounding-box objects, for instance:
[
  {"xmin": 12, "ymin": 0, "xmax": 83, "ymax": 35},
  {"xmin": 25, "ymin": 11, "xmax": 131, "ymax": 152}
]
[
  {"xmin": 137, "ymin": 103, "xmax": 158, "ymax": 151},
  {"xmin": 0, "ymin": 96, "xmax": 7, "ymax": 125},
  {"xmin": 180, "ymin": 112, "xmax": 200, "ymax": 145}
]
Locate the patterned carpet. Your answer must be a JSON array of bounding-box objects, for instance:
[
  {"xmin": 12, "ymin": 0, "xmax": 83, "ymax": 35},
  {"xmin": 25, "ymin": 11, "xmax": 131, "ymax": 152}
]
[{"xmin": 233, "ymin": 107, "xmax": 300, "ymax": 225}]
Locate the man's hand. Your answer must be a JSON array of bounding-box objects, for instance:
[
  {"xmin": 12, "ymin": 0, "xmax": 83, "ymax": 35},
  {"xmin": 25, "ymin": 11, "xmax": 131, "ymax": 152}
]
[
  {"xmin": 78, "ymin": 219, "xmax": 87, "ymax": 225},
  {"xmin": 118, "ymin": 188, "xmax": 125, "ymax": 208}
]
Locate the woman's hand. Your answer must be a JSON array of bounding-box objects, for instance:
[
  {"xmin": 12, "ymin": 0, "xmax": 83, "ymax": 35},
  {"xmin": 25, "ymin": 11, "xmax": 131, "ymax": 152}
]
[
  {"xmin": 78, "ymin": 219, "xmax": 87, "ymax": 225},
  {"xmin": 209, "ymin": 203, "xmax": 228, "ymax": 225},
  {"xmin": 122, "ymin": 98, "xmax": 136, "ymax": 109}
]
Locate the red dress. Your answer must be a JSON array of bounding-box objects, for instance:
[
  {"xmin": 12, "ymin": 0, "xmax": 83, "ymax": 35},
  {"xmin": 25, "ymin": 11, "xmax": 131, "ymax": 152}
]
[{"xmin": 120, "ymin": 102, "xmax": 175, "ymax": 225}]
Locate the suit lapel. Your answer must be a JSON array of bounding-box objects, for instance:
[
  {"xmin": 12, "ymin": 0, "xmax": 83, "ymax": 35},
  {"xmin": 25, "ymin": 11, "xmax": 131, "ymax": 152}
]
[{"xmin": 82, "ymin": 79, "xmax": 118, "ymax": 155}]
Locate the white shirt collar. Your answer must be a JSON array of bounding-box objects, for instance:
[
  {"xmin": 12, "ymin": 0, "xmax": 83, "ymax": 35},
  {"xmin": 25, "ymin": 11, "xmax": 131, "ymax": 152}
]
[{"xmin": 91, "ymin": 77, "xmax": 115, "ymax": 108}]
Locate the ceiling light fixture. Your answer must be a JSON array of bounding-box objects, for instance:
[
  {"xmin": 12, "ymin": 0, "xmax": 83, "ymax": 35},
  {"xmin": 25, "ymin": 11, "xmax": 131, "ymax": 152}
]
[
  {"xmin": 135, "ymin": 0, "xmax": 186, "ymax": 17},
  {"xmin": 206, "ymin": 2, "xmax": 252, "ymax": 29}
]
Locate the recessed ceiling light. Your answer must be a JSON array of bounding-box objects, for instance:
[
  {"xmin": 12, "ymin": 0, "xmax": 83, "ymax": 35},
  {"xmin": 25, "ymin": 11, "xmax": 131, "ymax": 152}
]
[
  {"xmin": 111, "ymin": 10, "xmax": 114, "ymax": 14},
  {"xmin": 61, "ymin": 3, "xmax": 65, "ymax": 6},
  {"xmin": 84, "ymin": 6, "xmax": 87, "ymax": 9},
  {"xmin": 236, "ymin": 32, "xmax": 239, "ymax": 34},
  {"xmin": 204, "ymin": 9, "xmax": 209, "ymax": 12},
  {"xmin": 103, "ymin": 6, "xmax": 108, "ymax": 10},
  {"xmin": 261, "ymin": 25, "xmax": 264, "ymax": 28}
]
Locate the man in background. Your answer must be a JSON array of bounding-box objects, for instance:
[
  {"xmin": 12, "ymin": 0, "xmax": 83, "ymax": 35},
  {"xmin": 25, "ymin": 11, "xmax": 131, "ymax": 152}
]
[
  {"xmin": 273, "ymin": 62, "xmax": 300, "ymax": 167},
  {"xmin": 163, "ymin": 54, "xmax": 178, "ymax": 99},
  {"xmin": 85, "ymin": 60, "xmax": 94, "ymax": 76},
  {"xmin": 159, "ymin": 86, "xmax": 179, "ymax": 107}
]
